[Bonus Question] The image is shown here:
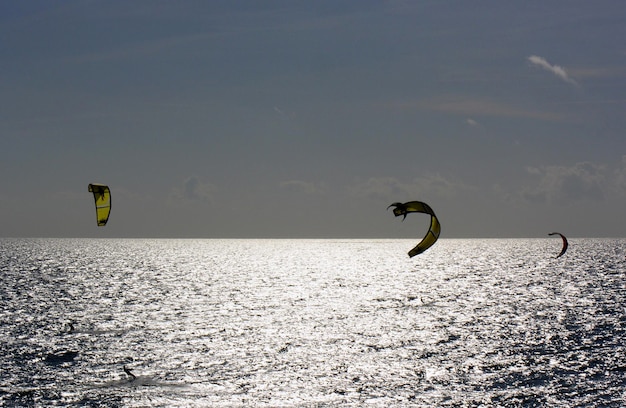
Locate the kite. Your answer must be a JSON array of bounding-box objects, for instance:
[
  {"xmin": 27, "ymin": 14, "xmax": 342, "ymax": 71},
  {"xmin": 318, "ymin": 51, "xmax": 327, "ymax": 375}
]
[
  {"xmin": 548, "ymin": 232, "xmax": 568, "ymax": 258},
  {"xmin": 88, "ymin": 183, "xmax": 111, "ymax": 226},
  {"xmin": 388, "ymin": 201, "xmax": 441, "ymax": 257}
]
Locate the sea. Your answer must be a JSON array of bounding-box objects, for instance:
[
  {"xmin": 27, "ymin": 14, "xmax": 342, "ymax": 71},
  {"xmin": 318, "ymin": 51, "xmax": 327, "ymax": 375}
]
[{"xmin": 0, "ymin": 238, "xmax": 624, "ymax": 407}]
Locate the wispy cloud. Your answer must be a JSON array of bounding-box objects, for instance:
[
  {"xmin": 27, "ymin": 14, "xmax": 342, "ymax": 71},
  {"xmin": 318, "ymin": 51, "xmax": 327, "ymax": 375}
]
[
  {"xmin": 387, "ymin": 96, "xmax": 562, "ymax": 121},
  {"xmin": 351, "ymin": 175, "xmax": 474, "ymax": 200},
  {"xmin": 528, "ymin": 55, "xmax": 578, "ymax": 86},
  {"xmin": 616, "ymin": 155, "xmax": 626, "ymax": 193},
  {"xmin": 567, "ymin": 66, "xmax": 626, "ymax": 79},
  {"xmin": 280, "ymin": 180, "xmax": 326, "ymax": 195},
  {"xmin": 66, "ymin": 33, "xmax": 210, "ymax": 63},
  {"xmin": 172, "ymin": 176, "xmax": 216, "ymax": 203},
  {"xmin": 520, "ymin": 162, "xmax": 607, "ymax": 203}
]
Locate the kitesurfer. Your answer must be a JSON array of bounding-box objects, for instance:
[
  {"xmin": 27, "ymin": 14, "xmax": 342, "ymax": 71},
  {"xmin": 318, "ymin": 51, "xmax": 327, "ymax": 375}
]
[
  {"xmin": 388, "ymin": 201, "xmax": 441, "ymax": 257},
  {"xmin": 548, "ymin": 232, "xmax": 568, "ymax": 258},
  {"xmin": 123, "ymin": 365, "xmax": 136, "ymax": 381}
]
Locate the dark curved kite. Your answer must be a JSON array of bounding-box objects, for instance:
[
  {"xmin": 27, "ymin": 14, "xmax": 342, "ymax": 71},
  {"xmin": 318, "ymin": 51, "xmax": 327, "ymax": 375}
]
[
  {"xmin": 88, "ymin": 183, "xmax": 111, "ymax": 226},
  {"xmin": 548, "ymin": 232, "xmax": 568, "ymax": 258},
  {"xmin": 388, "ymin": 201, "xmax": 441, "ymax": 257}
]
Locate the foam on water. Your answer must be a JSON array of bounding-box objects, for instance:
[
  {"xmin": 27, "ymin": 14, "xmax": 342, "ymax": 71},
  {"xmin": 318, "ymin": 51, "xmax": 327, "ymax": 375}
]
[{"xmin": 0, "ymin": 238, "xmax": 624, "ymax": 407}]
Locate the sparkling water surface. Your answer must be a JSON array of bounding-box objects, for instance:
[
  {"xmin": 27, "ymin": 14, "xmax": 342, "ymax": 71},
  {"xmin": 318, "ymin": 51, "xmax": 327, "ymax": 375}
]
[{"xmin": 1, "ymin": 238, "xmax": 625, "ymax": 407}]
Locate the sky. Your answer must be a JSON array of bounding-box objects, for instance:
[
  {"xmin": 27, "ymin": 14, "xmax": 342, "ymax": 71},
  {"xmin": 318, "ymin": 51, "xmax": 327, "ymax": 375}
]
[{"xmin": 1, "ymin": 0, "xmax": 626, "ymax": 238}]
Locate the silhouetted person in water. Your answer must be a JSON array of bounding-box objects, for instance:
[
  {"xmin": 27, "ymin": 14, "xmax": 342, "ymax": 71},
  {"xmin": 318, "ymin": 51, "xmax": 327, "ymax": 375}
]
[{"xmin": 123, "ymin": 365, "xmax": 136, "ymax": 381}]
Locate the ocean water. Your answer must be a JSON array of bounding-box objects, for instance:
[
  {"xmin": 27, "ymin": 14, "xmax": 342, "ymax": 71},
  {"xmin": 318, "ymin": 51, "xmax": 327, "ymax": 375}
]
[{"xmin": 0, "ymin": 238, "xmax": 624, "ymax": 407}]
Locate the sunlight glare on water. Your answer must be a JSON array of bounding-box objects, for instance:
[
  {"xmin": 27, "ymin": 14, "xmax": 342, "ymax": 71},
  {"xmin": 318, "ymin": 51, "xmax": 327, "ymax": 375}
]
[{"xmin": 0, "ymin": 238, "xmax": 624, "ymax": 407}]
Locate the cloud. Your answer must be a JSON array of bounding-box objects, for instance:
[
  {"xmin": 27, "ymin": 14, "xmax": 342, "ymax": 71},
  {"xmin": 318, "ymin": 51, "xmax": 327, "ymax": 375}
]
[
  {"xmin": 520, "ymin": 162, "xmax": 607, "ymax": 203},
  {"xmin": 466, "ymin": 118, "xmax": 479, "ymax": 126},
  {"xmin": 66, "ymin": 33, "xmax": 211, "ymax": 64},
  {"xmin": 567, "ymin": 66, "xmax": 626, "ymax": 80},
  {"xmin": 279, "ymin": 180, "xmax": 326, "ymax": 195},
  {"xmin": 387, "ymin": 96, "xmax": 562, "ymax": 121},
  {"xmin": 616, "ymin": 155, "xmax": 626, "ymax": 193},
  {"xmin": 173, "ymin": 176, "xmax": 216, "ymax": 202},
  {"xmin": 351, "ymin": 175, "xmax": 474, "ymax": 200},
  {"xmin": 528, "ymin": 55, "xmax": 578, "ymax": 86},
  {"xmin": 350, "ymin": 177, "xmax": 409, "ymax": 199}
]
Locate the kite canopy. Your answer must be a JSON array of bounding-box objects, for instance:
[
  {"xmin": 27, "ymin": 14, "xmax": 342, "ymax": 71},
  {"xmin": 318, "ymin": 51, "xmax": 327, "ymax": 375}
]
[
  {"xmin": 88, "ymin": 183, "xmax": 111, "ymax": 226},
  {"xmin": 388, "ymin": 201, "xmax": 441, "ymax": 257},
  {"xmin": 548, "ymin": 232, "xmax": 568, "ymax": 258}
]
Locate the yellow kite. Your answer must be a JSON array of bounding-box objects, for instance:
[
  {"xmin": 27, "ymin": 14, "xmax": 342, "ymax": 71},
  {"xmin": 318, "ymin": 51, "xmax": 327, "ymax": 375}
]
[
  {"xmin": 88, "ymin": 184, "xmax": 111, "ymax": 226},
  {"xmin": 388, "ymin": 201, "xmax": 441, "ymax": 257}
]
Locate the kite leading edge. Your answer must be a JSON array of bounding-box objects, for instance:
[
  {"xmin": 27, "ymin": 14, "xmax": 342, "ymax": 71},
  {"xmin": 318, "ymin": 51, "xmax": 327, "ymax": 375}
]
[
  {"xmin": 388, "ymin": 201, "xmax": 441, "ymax": 257},
  {"xmin": 88, "ymin": 183, "xmax": 111, "ymax": 226},
  {"xmin": 548, "ymin": 232, "xmax": 568, "ymax": 258}
]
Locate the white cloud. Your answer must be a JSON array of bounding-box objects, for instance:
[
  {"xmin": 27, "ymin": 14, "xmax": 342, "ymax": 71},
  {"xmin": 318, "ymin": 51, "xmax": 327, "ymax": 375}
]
[
  {"xmin": 466, "ymin": 118, "xmax": 479, "ymax": 126},
  {"xmin": 528, "ymin": 55, "xmax": 578, "ymax": 86}
]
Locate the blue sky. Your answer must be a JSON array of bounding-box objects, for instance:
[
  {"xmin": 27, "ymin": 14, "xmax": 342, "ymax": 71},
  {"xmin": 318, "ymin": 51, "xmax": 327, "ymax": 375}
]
[{"xmin": 1, "ymin": 1, "xmax": 626, "ymax": 238}]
